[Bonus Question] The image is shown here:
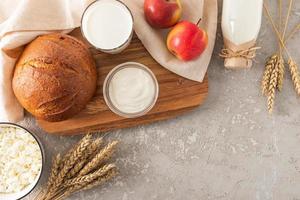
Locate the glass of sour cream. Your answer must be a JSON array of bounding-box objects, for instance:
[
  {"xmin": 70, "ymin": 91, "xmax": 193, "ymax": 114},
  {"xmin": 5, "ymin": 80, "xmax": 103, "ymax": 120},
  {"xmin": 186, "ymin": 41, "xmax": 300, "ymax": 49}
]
[{"xmin": 103, "ymin": 62, "xmax": 159, "ymax": 118}]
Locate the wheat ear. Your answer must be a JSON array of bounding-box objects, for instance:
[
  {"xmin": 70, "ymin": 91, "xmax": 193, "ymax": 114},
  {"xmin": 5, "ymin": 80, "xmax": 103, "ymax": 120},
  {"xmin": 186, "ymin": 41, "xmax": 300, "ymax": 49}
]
[
  {"xmin": 267, "ymin": 62, "xmax": 280, "ymax": 113},
  {"xmin": 47, "ymin": 134, "xmax": 92, "ymax": 196},
  {"xmin": 66, "ymin": 138, "xmax": 103, "ymax": 179},
  {"xmin": 64, "ymin": 164, "xmax": 116, "ymax": 187},
  {"xmin": 86, "ymin": 99, "xmax": 107, "ymax": 115},
  {"xmin": 81, "ymin": 168, "xmax": 118, "ymax": 191},
  {"xmin": 36, "ymin": 153, "xmax": 60, "ymax": 200},
  {"xmin": 262, "ymin": 55, "xmax": 277, "ymax": 95},
  {"xmin": 79, "ymin": 141, "xmax": 119, "ymax": 176},
  {"xmin": 53, "ymin": 169, "xmax": 118, "ymax": 200},
  {"xmin": 288, "ymin": 59, "xmax": 300, "ymax": 95},
  {"xmin": 36, "ymin": 154, "xmax": 62, "ymax": 200},
  {"xmin": 277, "ymin": 56, "xmax": 285, "ymax": 91},
  {"xmin": 47, "ymin": 154, "xmax": 62, "ymax": 188}
]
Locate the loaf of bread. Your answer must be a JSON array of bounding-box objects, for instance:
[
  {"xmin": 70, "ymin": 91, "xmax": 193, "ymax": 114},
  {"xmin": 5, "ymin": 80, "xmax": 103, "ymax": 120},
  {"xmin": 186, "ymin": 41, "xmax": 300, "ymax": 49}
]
[{"xmin": 13, "ymin": 34, "xmax": 97, "ymax": 122}]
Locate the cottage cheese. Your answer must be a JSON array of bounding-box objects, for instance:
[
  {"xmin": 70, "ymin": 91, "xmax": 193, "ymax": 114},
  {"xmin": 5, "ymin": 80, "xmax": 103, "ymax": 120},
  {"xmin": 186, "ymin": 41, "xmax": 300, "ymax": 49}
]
[{"xmin": 0, "ymin": 125, "xmax": 42, "ymax": 194}]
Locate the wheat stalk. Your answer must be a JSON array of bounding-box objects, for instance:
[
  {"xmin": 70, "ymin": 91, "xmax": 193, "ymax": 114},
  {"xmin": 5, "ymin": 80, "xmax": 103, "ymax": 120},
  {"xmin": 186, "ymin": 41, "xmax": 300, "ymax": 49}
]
[
  {"xmin": 36, "ymin": 135, "xmax": 118, "ymax": 200},
  {"xmin": 288, "ymin": 59, "xmax": 300, "ymax": 95},
  {"xmin": 36, "ymin": 154, "xmax": 61, "ymax": 200},
  {"xmin": 85, "ymin": 99, "xmax": 107, "ymax": 114},
  {"xmin": 81, "ymin": 168, "xmax": 118, "ymax": 191},
  {"xmin": 64, "ymin": 164, "xmax": 116, "ymax": 187},
  {"xmin": 46, "ymin": 134, "xmax": 92, "ymax": 199},
  {"xmin": 53, "ymin": 169, "xmax": 117, "ymax": 200},
  {"xmin": 262, "ymin": 55, "xmax": 277, "ymax": 96},
  {"xmin": 62, "ymin": 133, "xmax": 93, "ymax": 162},
  {"xmin": 277, "ymin": 56, "xmax": 285, "ymax": 91},
  {"xmin": 79, "ymin": 141, "xmax": 119, "ymax": 176},
  {"xmin": 267, "ymin": 62, "xmax": 280, "ymax": 113},
  {"xmin": 47, "ymin": 154, "xmax": 62, "ymax": 188},
  {"xmin": 61, "ymin": 142, "xmax": 79, "ymax": 165},
  {"xmin": 66, "ymin": 138, "xmax": 102, "ymax": 179},
  {"xmin": 262, "ymin": 0, "xmax": 298, "ymax": 113}
]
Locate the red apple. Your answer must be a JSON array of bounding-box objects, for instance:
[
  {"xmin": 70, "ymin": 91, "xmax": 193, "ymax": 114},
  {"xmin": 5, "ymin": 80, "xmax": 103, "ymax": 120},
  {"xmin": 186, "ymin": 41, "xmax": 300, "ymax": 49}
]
[
  {"xmin": 144, "ymin": 0, "xmax": 182, "ymax": 29},
  {"xmin": 167, "ymin": 21, "xmax": 208, "ymax": 61}
]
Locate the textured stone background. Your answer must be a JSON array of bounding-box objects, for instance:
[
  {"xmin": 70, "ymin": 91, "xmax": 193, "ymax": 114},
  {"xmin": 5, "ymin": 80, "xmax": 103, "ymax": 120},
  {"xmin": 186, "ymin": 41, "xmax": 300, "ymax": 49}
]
[{"xmin": 23, "ymin": 1, "xmax": 300, "ymax": 199}]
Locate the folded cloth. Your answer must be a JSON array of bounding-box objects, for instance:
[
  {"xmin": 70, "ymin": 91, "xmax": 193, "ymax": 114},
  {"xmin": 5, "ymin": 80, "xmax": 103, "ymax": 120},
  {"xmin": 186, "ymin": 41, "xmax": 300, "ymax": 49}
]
[
  {"xmin": 0, "ymin": 0, "xmax": 217, "ymax": 122},
  {"xmin": 0, "ymin": 0, "xmax": 93, "ymax": 122},
  {"xmin": 123, "ymin": 0, "xmax": 218, "ymax": 82}
]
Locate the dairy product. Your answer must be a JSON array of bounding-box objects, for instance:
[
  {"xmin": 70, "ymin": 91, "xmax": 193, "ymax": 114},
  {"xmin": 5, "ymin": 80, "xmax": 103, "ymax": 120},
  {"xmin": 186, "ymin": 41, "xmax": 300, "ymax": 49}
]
[
  {"xmin": 0, "ymin": 125, "xmax": 42, "ymax": 197},
  {"xmin": 81, "ymin": 0, "xmax": 133, "ymax": 53},
  {"xmin": 221, "ymin": 0, "xmax": 263, "ymax": 68},
  {"xmin": 104, "ymin": 62, "xmax": 159, "ymax": 117},
  {"xmin": 109, "ymin": 66, "xmax": 156, "ymax": 114},
  {"xmin": 222, "ymin": 0, "xmax": 263, "ymax": 45}
]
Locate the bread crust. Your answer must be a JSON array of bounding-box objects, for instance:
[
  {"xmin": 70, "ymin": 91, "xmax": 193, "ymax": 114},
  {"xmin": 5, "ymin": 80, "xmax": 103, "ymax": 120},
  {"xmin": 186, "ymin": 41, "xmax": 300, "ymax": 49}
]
[{"xmin": 13, "ymin": 34, "xmax": 97, "ymax": 122}]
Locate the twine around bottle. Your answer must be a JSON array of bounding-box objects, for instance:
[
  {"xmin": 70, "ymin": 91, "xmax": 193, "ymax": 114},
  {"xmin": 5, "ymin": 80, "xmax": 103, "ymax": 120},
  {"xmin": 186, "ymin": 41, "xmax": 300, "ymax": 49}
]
[{"xmin": 219, "ymin": 46, "xmax": 261, "ymax": 60}]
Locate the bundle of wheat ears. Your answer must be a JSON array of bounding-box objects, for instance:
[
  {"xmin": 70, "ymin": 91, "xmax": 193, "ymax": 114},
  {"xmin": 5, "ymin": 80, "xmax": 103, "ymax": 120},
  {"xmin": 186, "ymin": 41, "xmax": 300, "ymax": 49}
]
[
  {"xmin": 36, "ymin": 134, "xmax": 119, "ymax": 200},
  {"xmin": 262, "ymin": 0, "xmax": 300, "ymax": 113}
]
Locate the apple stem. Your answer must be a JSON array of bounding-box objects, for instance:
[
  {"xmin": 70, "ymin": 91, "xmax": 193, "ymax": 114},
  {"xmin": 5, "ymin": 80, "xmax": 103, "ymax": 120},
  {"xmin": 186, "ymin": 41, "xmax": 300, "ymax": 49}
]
[{"xmin": 196, "ymin": 18, "xmax": 202, "ymax": 27}]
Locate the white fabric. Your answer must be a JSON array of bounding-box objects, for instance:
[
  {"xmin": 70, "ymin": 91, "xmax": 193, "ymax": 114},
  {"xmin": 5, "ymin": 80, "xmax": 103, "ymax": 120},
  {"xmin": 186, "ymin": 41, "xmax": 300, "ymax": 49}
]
[{"xmin": 0, "ymin": 0, "xmax": 93, "ymax": 122}]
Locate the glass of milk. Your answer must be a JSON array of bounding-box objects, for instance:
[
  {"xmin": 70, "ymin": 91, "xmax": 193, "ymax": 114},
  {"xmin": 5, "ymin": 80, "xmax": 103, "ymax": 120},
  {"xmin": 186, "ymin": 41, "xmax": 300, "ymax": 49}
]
[
  {"xmin": 222, "ymin": 0, "xmax": 263, "ymax": 46},
  {"xmin": 81, "ymin": 0, "xmax": 134, "ymax": 54},
  {"xmin": 103, "ymin": 62, "xmax": 159, "ymax": 118}
]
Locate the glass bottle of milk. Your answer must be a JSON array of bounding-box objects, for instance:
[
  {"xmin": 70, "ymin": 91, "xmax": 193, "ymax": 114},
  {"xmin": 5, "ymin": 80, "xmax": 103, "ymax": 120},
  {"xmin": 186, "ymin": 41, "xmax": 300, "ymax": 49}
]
[{"xmin": 221, "ymin": 0, "xmax": 263, "ymax": 69}]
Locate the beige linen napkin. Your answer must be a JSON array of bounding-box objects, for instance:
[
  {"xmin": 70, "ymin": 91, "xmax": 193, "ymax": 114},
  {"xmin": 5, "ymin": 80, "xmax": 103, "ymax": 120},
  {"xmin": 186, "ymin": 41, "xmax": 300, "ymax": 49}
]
[
  {"xmin": 123, "ymin": 0, "xmax": 218, "ymax": 82},
  {"xmin": 0, "ymin": 0, "xmax": 92, "ymax": 122}
]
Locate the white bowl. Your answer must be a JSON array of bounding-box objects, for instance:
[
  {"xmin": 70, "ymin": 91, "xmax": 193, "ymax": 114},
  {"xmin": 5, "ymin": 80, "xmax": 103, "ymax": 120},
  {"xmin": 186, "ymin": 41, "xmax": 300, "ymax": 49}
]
[{"xmin": 0, "ymin": 123, "xmax": 44, "ymax": 200}]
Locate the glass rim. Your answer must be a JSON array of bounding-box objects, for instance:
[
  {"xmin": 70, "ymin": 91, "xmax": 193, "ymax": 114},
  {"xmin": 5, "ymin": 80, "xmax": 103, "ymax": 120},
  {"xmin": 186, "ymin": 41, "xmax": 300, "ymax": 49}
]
[
  {"xmin": 103, "ymin": 62, "xmax": 159, "ymax": 118},
  {"xmin": 0, "ymin": 122, "xmax": 45, "ymax": 200},
  {"xmin": 80, "ymin": 0, "xmax": 134, "ymax": 52}
]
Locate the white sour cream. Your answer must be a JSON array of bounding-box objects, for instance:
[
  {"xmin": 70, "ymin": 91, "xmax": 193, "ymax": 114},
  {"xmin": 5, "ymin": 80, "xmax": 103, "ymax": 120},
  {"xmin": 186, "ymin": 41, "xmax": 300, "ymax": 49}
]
[
  {"xmin": 105, "ymin": 63, "xmax": 158, "ymax": 117},
  {"xmin": 81, "ymin": 0, "xmax": 133, "ymax": 53}
]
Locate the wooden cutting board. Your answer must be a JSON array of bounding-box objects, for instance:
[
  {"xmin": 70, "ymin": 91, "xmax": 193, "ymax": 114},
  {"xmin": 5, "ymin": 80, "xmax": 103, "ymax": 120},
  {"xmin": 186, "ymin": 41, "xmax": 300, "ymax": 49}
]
[{"xmin": 37, "ymin": 29, "xmax": 209, "ymax": 135}]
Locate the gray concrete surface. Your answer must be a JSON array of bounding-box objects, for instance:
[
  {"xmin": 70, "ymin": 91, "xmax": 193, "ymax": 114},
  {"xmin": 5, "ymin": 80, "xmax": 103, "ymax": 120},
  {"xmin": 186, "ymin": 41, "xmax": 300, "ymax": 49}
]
[{"xmin": 23, "ymin": 1, "xmax": 300, "ymax": 199}]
